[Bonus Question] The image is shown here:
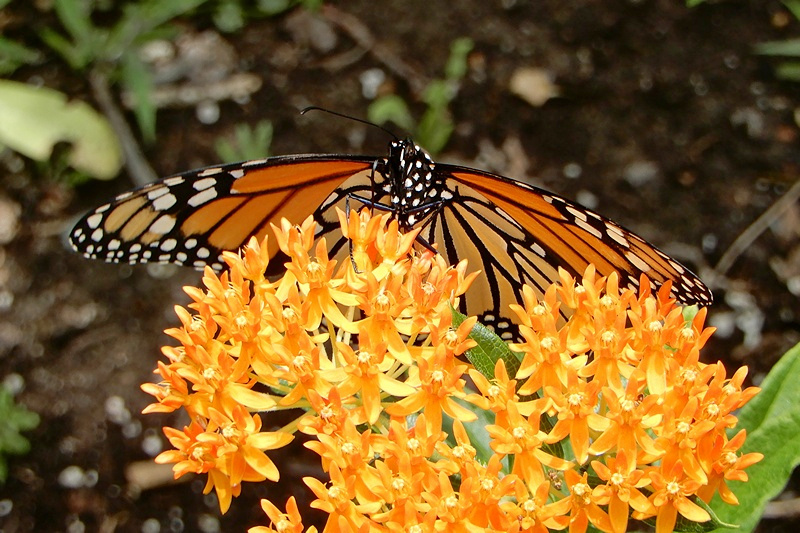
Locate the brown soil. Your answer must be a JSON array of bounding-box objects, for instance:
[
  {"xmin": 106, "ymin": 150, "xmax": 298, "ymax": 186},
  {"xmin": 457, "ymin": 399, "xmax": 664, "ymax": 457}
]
[{"xmin": 1, "ymin": 1, "xmax": 799, "ymax": 531}]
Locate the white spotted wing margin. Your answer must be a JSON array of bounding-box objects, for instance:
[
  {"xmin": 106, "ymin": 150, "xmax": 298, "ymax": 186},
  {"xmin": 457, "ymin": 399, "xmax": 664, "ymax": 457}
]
[{"xmin": 69, "ymin": 154, "xmax": 377, "ymax": 272}]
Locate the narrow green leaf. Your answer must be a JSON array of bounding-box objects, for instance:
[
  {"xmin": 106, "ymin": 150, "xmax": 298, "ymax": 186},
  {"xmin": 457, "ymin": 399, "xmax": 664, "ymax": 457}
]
[
  {"xmin": 783, "ymin": 0, "xmax": 800, "ymax": 21},
  {"xmin": 775, "ymin": 61, "xmax": 800, "ymax": 81},
  {"xmin": 416, "ymin": 106, "xmax": 453, "ymax": 156},
  {"xmin": 39, "ymin": 27, "xmax": 87, "ymax": 70},
  {"xmin": 754, "ymin": 38, "xmax": 800, "ymax": 57},
  {"xmin": 0, "ymin": 37, "xmax": 43, "ymax": 74},
  {"xmin": 53, "ymin": 0, "xmax": 95, "ymax": 46},
  {"xmin": 120, "ymin": 52, "xmax": 157, "ymax": 144},
  {"xmin": 109, "ymin": 0, "xmax": 207, "ymax": 54},
  {"xmin": 450, "ymin": 306, "xmax": 522, "ymax": 380},
  {"xmin": 445, "ymin": 37, "xmax": 474, "ymax": 81},
  {"xmin": 709, "ymin": 343, "xmax": 800, "ymax": 532}
]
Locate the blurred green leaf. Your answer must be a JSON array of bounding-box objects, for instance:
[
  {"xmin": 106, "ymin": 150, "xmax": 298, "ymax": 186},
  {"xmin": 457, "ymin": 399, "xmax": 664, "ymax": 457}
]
[
  {"xmin": 775, "ymin": 61, "xmax": 800, "ymax": 81},
  {"xmin": 709, "ymin": 343, "xmax": 800, "ymax": 532},
  {"xmin": 417, "ymin": 106, "xmax": 453, "ymax": 156},
  {"xmin": 686, "ymin": 0, "xmax": 706, "ymax": 6},
  {"xmin": 39, "ymin": 26, "xmax": 91, "ymax": 70},
  {"xmin": 367, "ymin": 94, "xmax": 415, "ymax": 133},
  {"xmin": 215, "ymin": 120, "xmax": 274, "ymax": 163},
  {"xmin": 0, "ymin": 80, "xmax": 123, "ymax": 179},
  {"xmin": 213, "ymin": 0, "xmax": 246, "ymax": 32},
  {"xmin": 109, "ymin": 0, "xmax": 207, "ymax": 55},
  {"xmin": 120, "ymin": 53, "xmax": 157, "ymax": 144},
  {"xmin": 53, "ymin": 0, "xmax": 96, "ymax": 48},
  {"xmin": 444, "ymin": 37, "xmax": 474, "ymax": 80},
  {"xmin": 257, "ymin": 0, "xmax": 295, "ymax": 15},
  {"xmin": 0, "ymin": 386, "xmax": 39, "ymax": 484},
  {"xmin": 755, "ymin": 38, "xmax": 800, "ymax": 57},
  {"xmin": 784, "ymin": 0, "xmax": 800, "ymax": 21},
  {"xmin": 0, "ymin": 37, "xmax": 43, "ymax": 75}
]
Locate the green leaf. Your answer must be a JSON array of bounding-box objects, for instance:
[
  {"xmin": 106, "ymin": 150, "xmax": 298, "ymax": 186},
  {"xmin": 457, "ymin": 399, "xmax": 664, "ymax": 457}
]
[
  {"xmin": 258, "ymin": 0, "xmax": 296, "ymax": 15},
  {"xmin": 215, "ymin": 120, "xmax": 273, "ymax": 163},
  {"xmin": 213, "ymin": 0, "xmax": 246, "ymax": 32},
  {"xmin": 108, "ymin": 0, "xmax": 207, "ymax": 56},
  {"xmin": 450, "ymin": 306, "xmax": 522, "ymax": 380},
  {"xmin": 39, "ymin": 27, "xmax": 88, "ymax": 70},
  {"xmin": 0, "ymin": 385, "xmax": 39, "ymax": 484},
  {"xmin": 367, "ymin": 94, "xmax": 415, "ymax": 132},
  {"xmin": 444, "ymin": 37, "xmax": 474, "ymax": 81},
  {"xmin": 53, "ymin": 0, "xmax": 95, "ymax": 47},
  {"xmin": 775, "ymin": 61, "xmax": 800, "ymax": 81},
  {"xmin": 120, "ymin": 52, "xmax": 157, "ymax": 143},
  {"xmin": 417, "ymin": 105, "xmax": 453, "ymax": 156},
  {"xmin": 708, "ymin": 342, "xmax": 800, "ymax": 532},
  {"xmin": 0, "ymin": 80, "xmax": 123, "ymax": 179},
  {"xmin": 783, "ymin": 0, "xmax": 800, "ymax": 21},
  {"xmin": 754, "ymin": 38, "xmax": 800, "ymax": 57},
  {"xmin": 0, "ymin": 37, "xmax": 43, "ymax": 75}
]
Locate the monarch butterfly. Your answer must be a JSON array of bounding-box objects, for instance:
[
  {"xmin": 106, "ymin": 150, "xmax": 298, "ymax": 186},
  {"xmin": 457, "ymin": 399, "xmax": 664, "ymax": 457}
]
[{"xmin": 70, "ymin": 137, "xmax": 712, "ymax": 337}]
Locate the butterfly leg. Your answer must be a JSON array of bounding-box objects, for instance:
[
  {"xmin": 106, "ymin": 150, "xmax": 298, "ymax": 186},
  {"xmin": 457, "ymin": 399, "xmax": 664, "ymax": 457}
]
[{"xmin": 402, "ymin": 199, "xmax": 447, "ymax": 253}]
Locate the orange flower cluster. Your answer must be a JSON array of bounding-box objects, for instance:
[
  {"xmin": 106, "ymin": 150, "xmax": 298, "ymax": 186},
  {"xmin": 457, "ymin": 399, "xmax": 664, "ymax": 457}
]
[{"xmin": 142, "ymin": 210, "xmax": 761, "ymax": 533}]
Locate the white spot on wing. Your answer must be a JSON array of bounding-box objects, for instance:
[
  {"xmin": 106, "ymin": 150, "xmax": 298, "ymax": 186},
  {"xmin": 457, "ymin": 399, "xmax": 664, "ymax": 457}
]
[
  {"xmin": 147, "ymin": 187, "xmax": 170, "ymax": 200},
  {"xmin": 575, "ymin": 217, "xmax": 603, "ymax": 238},
  {"xmin": 152, "ymin": 193, "xmax": 177, "ymax": 211},
  {"xmin": 625, "ymin": 250, "xmax": 651, "ymax": 272},
  {"xmin": 198, "ymin": 167, "xmax": 223, "ymax": 177},
  {"xmin": 150, "ymin": 215, "xmax": 176, "ymax": 235},
  {"xmin": 193, "ymin": 177, "xmax": 217, "ymax": 191},
  {"xmin": 188, "ymin": 188, "xmax": 218, "ymax": 207},
  {"xmin": 86, "ymin": 213, "xmax": 103, "ymax": 229},
  {"xmin": 566, "ymin": 206, "xmax": 588, "ymax": 222}
]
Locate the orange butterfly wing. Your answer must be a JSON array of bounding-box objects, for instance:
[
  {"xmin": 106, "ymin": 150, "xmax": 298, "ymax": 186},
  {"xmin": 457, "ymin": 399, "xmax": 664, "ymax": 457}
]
[{"xmin": 71, "ymin": 156, "xmax": 375, "ymax": 269}]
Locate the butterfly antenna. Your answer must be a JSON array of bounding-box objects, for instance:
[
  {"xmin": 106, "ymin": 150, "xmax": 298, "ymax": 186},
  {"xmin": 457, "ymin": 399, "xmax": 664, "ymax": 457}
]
[{"xmin": 301, "ymin": 106, "xmax": 399, "ymax": 141}]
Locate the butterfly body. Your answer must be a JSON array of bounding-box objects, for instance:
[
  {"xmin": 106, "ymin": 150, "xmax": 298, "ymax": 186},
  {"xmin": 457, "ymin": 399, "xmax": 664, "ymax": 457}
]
[{"xmin": 70, "ymin": 138, "xmax": 712, "ymax": 336}]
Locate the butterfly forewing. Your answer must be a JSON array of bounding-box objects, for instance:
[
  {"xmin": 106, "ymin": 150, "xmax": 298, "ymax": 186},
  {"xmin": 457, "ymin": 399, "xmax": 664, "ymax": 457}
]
[{"xmin": 70, "ymin": 156, "xmax": 375, "ymax": 270}]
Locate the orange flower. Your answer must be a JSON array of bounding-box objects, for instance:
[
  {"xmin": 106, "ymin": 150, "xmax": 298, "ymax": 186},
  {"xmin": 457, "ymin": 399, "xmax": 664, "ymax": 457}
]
[
  {"xmin": 487, "ymin": 402, "xmax": 572, "ymax": 487},
  {"xmin": 249, "ymin": 496, "xmax": 312, "ymax": 533},
  {"xmin": 591, "ymin": 450, "xmax": 653, "ymax": 533},
  {"xmin": 645, "ymin": 459, "xmax": 710, "ymax": 533},
  {"xmin": 561, "ymin": 468, "xmax": 612, "ymax": 533},
  {"xmin": 385, "ymin": 345, "xmax": 475, "ymax": 433},
  {"xmin": 143, "ymin": 209, "xmax": 762, "ymax": 530},
  {"xmin": 545, "ymin": 374, "xmax": 607, "ymax": 465}
]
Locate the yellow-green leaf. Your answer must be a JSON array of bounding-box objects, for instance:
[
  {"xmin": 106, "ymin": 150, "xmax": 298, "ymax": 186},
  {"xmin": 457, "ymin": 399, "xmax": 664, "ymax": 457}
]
[{"xmin": 0, "ymin": 80, "xmax": 122, "ymax": 179}]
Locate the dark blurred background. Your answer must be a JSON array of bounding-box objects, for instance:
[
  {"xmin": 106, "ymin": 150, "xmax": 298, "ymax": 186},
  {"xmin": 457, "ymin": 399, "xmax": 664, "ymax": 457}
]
[{"xmin": 1, "ymin": 0, "xmax": 799, "ymax": 531}]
